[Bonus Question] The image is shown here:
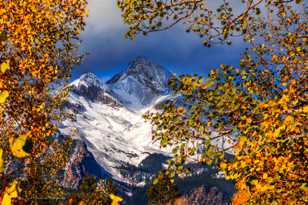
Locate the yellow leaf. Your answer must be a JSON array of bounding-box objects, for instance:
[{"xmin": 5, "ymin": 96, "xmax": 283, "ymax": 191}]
[
  {"xmin": 272, "ymin": 54, "xmax": 279, "ymax": 62},
  {"xmin": 251, "ymin": 179, "xmax": 258, "ymax": 185},
  {"xmin": 0, "ymin": 148, "xmax": 4, "ymax": 173},
  {"xmin": 9, "ymin": 134, "xmax": 30, "ymax": 158},
  {"xmin": 272, "ymin": 129, "xmax": 280, "ymax": 139},
  {"xmin": 263, "ymin": 173, "xmax": 268, "ymax": 179},
  {"xmin": 0, "ymin": 91, "xmax": 9, "ymax": 104},
  {"xmin": 38, "ymin": 102, "xmax": 45, "ymax": 111},
  {"xmin": 202, "ymin": 78, "xmax": 215, "ymax": 90},
  {"xmin": 207, "ymin": 121, "xmax": 212, "ymax": 126},
  {"xmin": 284, "ymin": 115, "xmax": 294, "ymax": 125},
  {"xmin": 1, "ymin": 180, "xmax": 18, "ymax": 205},
  {"xmin": 303, "ymin": 105, "xmax": 308, "ymax": 113},
  {"xmin": 240, "ymin": 161, "xmax": 246, "ymax": 168},
  {"xmin": 259, "ymin": 184, "xmax": 274, "ymax": 192},
  {"xmin": 0, "ymin": 60, "xmax": 9, "ymax": 73},
  {"xmin": 110, "ymin": 194, "xmax": 123, "ymax": 205},
  {"xmin": 246, "ymin": 118, "xmax": 252, "ymax": 124},
  {"xmin": 220, "ymin": 162, "xmax": 227, "ymax": 170}
]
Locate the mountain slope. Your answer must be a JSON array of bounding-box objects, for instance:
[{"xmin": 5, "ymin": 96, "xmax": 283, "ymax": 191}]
[
  {"xmin": 60, "ymin": 58, "xmax": 234, "ymax": 204},
  {"xmin": 61, "ymin": 59, "xmax": 172, "ymax": 187},
  {"xmin": 106, "ymin": 57, "xmax": 172, "ymax": 110}
]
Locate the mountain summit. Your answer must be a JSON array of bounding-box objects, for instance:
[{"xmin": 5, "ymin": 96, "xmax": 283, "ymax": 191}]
[
  {"xmin": 61, "ymin": 58, "xmax": 234, "ymax": 204},
  {"xmin": 75, "ymin": 72, "xmax": 103, "ymax": 88},
  {"xmin": 62, "ymin": 59, "xmax": 171, "ymax": 197},
  {"xmin": 106, "ymin": 57, "xmax": 172, "ymax": 110}
]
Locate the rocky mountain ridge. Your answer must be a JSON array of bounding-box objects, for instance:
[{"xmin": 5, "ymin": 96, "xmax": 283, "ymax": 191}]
[{"xmin": 60, "ymin": 57, "xmax": 234, "ymax": 204}]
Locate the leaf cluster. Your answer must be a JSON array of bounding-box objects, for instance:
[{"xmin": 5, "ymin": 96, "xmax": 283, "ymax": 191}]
[{"xmin": 120, "ymin": 0, "xmax": 307, "ymax": 204}]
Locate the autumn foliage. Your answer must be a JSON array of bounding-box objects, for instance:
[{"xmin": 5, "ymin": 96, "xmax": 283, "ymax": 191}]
[
  {"xmin": 0, "ymin": 0, "xmax": 88, "ymax": 203},
  {"xmin": 119, "ymin": 0, "xmax": 307, "ymax": 204},
  {"xmin": 0, "ymin": 1, "xmax": 124, "ymax": 204}
]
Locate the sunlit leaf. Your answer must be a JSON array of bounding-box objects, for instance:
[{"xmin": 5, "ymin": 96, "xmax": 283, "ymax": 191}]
[
  {"xmin": 0, "ymin": 60, "xmax": 9, "ymax": 73},
  {"xmin": 220, "ymin": 162, "xmax": 227, "ymax": 170},
  {"xmin": 0, "ymin": 148, "xmax": 4, "ymax": 173},
  {"xmin": 109, "ymin": 194, "xmax": 123, "ymax": 205},
  {"xmin": 1, "ymin": 181, "xmax": 18, "ymax": 205},
  {"xmin": 9, "ymin": 134, "xmax": 30, "ymax": 158},
  {"xmin": 0, "ymin": 91, "xmax": 9, "ymax": 104}
]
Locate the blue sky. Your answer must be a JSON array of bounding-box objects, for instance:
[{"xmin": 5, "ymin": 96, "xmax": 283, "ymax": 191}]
[{"xmin": 73, "ymin": 0, "xmax": 246, "ymax": 81}]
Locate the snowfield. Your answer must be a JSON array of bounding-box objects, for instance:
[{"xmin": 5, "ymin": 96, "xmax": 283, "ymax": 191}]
[{"xmin": 61, "ymin": 57, "xmax": 173, "ymax": 186}]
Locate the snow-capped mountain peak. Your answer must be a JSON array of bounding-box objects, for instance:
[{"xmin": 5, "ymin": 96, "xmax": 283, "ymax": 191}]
[
  {"xmin": 69, "ymin": 72, "xmax": 119, "ymax": 106},
  {"xmin": 72, "ymin": 72, "xmax": 103, "ymax": 89},
  {"xmin": 108, "ymin": 57, "xmax": 172, "ymax": 91},
  {"xmin": 106, "ymin": 57, "xmax": 173, "ymax": 110},
  {"xmin": 62, "ymin": 67, "xmax": 168, "ymax": 190},
  {"xmin": 62, "ymin": 60, "xmax": 173, "ymax": 187},
  {"xmin": 60, "ymin": 59, "xmax": 234, "ymax": 204}
]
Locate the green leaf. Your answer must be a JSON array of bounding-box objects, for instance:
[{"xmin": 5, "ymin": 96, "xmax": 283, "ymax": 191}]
[
  {"xmin": 250, "ymin": 179, "xmax": 258, "ymax": 185},
  {"xmin": 152, "ymin": 178, "xmax": 159, "ymax": 185},
  {"xmin": 300, "ymin": 183, "xmax": 307, "ymax": 192},
  {"xmin": 242, "ymin": 20, "xmax": 248, "ymax": 31}
]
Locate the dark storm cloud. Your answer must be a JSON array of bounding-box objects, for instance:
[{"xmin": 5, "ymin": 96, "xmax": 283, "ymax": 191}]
[{"xmin": 73, "ymin": 0, "xmax": 246, "ymax": 80}]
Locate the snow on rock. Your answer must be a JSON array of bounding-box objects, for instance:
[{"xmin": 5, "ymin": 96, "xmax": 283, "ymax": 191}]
[
  {"xmin": 61, "ymin": 60, "xmax": 172, "ymax": 187},
  {"xmin": 106, "ymin": 57, "xmax": 172, "ymax": 111},
  {"xmin": 71, "ymin": 72, "xmax": 103, "ymax": 89}
]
